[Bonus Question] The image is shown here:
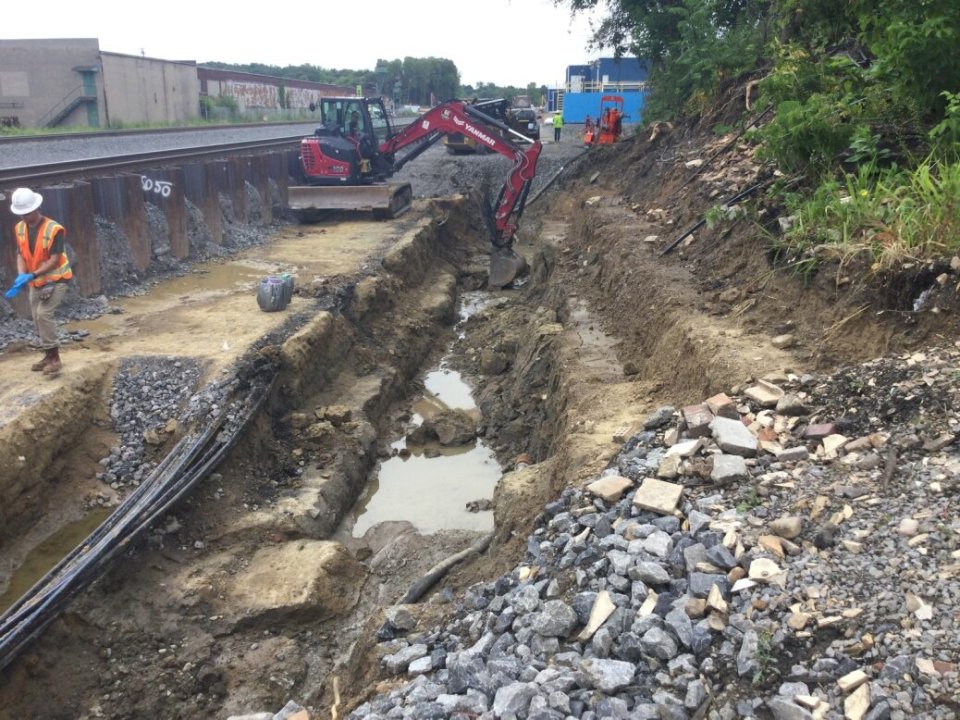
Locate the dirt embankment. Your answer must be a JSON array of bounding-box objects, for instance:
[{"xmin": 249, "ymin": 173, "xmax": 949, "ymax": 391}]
[{"xmin": 326, "ymin": 107, "xmax": 960, "ymax": 715}]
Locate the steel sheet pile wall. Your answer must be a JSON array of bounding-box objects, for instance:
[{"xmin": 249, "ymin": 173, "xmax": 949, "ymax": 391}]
[{"xmin": 0, "ymin": 149, "xmax": 296, "ymax": 316}]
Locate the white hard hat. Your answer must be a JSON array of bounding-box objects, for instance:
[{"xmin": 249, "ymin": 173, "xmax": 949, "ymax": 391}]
[{"xmin": 10, "ymin": 187, "xmax": 43, "ymax": 215}]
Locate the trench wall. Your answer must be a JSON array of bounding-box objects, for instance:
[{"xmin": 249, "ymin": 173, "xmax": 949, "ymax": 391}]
[
  {"xmin": 0, "ymin": 148, "xmax": 298, "ymax": 317},
  {"xmin": 250, "ymin": 211, "xmax": 466, "ymax": 540}
]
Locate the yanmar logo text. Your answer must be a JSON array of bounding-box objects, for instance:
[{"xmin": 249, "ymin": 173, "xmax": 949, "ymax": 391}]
[
  {"xmin": 451, "ymin": 114, "xmax": 495, "ymax": 145},
  {"xmin": 462, "ymin": 121, "xmax": 496, "ymax": 146}
]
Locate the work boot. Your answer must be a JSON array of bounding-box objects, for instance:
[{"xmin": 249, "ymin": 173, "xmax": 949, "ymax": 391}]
[
  {"xmin": 42, "ymin": 348, "xmax": 62, "ymax": 377},
  {"xmin": 31, "ymin": 349, "xmax": 54, "ymax": 371}
]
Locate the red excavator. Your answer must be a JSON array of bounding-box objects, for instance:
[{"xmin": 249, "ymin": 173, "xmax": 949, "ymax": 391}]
[
  {"xmin": 584, "ymin": 95, "xmax": 625, "ymax": 146},
  {"xmin": 289, "ymin": 96, "xmax": 543, "ymax": 287}
]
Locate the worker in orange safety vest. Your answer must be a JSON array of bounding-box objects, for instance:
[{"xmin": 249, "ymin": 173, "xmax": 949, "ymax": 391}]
[{"xmin": 6, "ymin": 187, "xmax": 72, "ymax": 376}]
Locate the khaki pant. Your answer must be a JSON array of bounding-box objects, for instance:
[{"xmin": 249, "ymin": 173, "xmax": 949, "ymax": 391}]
[{"xmin": 28, "ymin": 283, "xmax": 68, "ymax": 350}]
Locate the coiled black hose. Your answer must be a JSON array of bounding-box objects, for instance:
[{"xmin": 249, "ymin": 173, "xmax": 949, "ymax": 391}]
[{"xmin": 0, "ymin": 380, "xmax": 271, "ymax": 671}]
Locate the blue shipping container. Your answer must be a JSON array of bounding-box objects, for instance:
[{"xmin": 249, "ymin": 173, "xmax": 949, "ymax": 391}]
[
  {"xmin": 559, "ymin": 91, "xmax": 646, "ymax": 126},
  {"xmin": 592, "ymin": 57, "xmax": 649, "ymax": 84}
]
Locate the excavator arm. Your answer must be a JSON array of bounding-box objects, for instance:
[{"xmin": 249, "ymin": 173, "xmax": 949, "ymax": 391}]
[{"xmin": 379, "ymin": 100, "xmax": 543, "ymax": 250}]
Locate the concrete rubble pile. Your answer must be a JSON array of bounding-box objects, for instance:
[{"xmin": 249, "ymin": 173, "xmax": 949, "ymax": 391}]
[{"xmin": 322, "ymin": 344, "xmax": 960, "ymax": 720}]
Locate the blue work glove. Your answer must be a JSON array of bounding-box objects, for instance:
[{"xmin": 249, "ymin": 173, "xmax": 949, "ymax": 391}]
[{"xmin": 3, "ymin": 273, "xmax": 34, "ymax": 300}]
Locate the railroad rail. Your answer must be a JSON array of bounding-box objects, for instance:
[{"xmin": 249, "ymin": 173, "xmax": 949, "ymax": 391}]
[
  {"xmin": 0, "ymin": 135, "xmax": 305, "ymax": 187},
  {"xmin": 0, "ymin": 121, "xmax": 317, "ymax": 145}
]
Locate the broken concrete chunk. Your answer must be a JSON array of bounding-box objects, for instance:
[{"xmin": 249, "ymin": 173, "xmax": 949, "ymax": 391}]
[
  {"xmin": 707, "ymin": 584, "xmax": 728, "ymax": 614},
  {"xmin": 822, "ymin": 434, "xmax": 849, "ymax": 458},
  {"xmin": 644, "ymin": 406, "xmax": 676, "ymax": 429},
  {"xmin": 786, "ymin": 612, "xmax": 811, "ymax": 630},
  {"xmin": 748, "ymin": 558, "xmax": 785, "ymax": 585},
  {"xmin": 586, "ymin": 475, "xmax": 634, "ymax": 503},
  {"xmin": 657, "ymin": 454, "xmax": 682, "ymax": 479},
  {"xmin": 706, "ymin": 392, "xmax": 739, "ymax": 419},
  {"xmin": 758, "ymin": 535, "xmax": 785, "ymax": 558},
  {"xmin": 682, "ymin": 404, "xmax": 714, "ymax": 437},
  {"xmin": 710, "ymin": 416, "xmax": 758, "ymax": 457},
  {"xmin": 769, "ymin": 516, "xmax": 803, "ymax": 540},
  {"xmin": 667, "ymin": 438, "xmax": 703, "ymax": 458},
  {"xmin": 776, "ymin": 393, "xmax": 811, "ymax": 416},
  {"xmin": 836, "ymin": 669, "xmax": 869, "ymax": 693},
  {"xmin": 385, "ymin": 604, "xmax": 417, "ymax": 632},
  {"xmin": 711, "ymin": 454, "xmax": 750, "ymax": 484},
  {"xmin": 905, "ymin": 592, "xmax": 934, "ymax": 620},
  {"xmin": 744, "ymin": 380, "xmax": 785, "ymax": 408},
  {"xmin": 843, "ymin": 683, "xmax": 870, "ymax": 720},
  {"xmin": 776, "ymin": 446, "xmax": 809, "ymax": 463},
  {"xmin": 632, "ymin": 478, "xmax": 683, "ymax": 515},
  {"xmin": 577, "ymin": 590, "xmax": 616, "ymax": 641}
]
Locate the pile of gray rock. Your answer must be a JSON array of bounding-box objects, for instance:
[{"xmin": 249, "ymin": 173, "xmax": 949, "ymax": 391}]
[
  {"xmin": 98, "ymin": 356, "xmax": 202, "ymax": 488},
  {"xmin": 348, "ymin": 344, "xmax": 960, "ymax": 719}
]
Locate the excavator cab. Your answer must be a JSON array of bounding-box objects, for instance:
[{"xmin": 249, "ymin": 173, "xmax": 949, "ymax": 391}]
[
  {"xmin": 304, "ymin": 97, "xmax": 397, "ymax": 184},
  {"xmin": 595, "ymin": 95, "xmax": 625, "ymax": 145}
]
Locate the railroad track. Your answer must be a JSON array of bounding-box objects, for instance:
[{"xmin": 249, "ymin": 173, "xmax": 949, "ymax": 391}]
[
  {"xmin": 0, "ymin": 135, "xmax": 305, "ymax": 187},
  {"xmin": 0, "ymin": 121, "xmax": 315, "ymax": 145},
  {"xmin": 0, "ymin": 118, "xmax": 416, "ymax": 187}
]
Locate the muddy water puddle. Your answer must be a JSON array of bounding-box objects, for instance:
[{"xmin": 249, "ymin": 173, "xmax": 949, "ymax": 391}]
[
  {"xmin": 347, "ymin": 292, "xmax": 501, "ymax": 537},
  {"xmin": 0, "ymin": 508, "xmax": 111, "ymax": 613},
  {"xmin": 70, "ymin": 259, "xmax": 283, "ymax": 335}
]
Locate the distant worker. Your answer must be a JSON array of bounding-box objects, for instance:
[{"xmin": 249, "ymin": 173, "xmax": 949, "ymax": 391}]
[
  {"xmin": 4, "ymin": 188, "xmax": 72, "ymax": 376},
  {"xmin": 552, "ymin": 112, "xmax": 563, "ymax": 142}
]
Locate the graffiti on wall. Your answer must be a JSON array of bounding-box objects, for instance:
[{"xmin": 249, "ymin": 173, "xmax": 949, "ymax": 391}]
[
  {"xmin": 284, "ymin": 86, "xmax": 327, "ymax": 110},
  {"xmin": 227, "ymin": 81, "xmax": 278, "ymax": 110},
  {"xmin": 141, "ymin": 175, "xmax": 173, "ymax": 198}
]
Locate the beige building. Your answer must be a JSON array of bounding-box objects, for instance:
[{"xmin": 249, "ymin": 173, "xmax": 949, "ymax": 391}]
[
  {"xmin": 0, "ymin": 38, "xmax": 106, "ymax": 128},
  {"xmin": 0, "ymin": 39, "xmax": 351, "ymax": 129},
  {"xmin": 0, "ymin": 39, "xmax": 199, "ymax": 128},
  {"xmin": 100, "ymin": 52, "xmax": 200, "ymax": 126}
]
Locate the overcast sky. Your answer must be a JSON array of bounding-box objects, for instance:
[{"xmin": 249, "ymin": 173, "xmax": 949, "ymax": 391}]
[{"xmin": 14, "ymin": 0, "xmax": 609, "ymax": 89}]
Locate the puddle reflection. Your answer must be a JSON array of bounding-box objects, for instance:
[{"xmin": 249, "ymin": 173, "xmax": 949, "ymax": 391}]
[
  {"xmin": 0, "ymin": 508, "xmax": 111, "ymax": 613},
  {"xmin": 350, "ymin": 295, "xmax": 502, "ymax": 536}
]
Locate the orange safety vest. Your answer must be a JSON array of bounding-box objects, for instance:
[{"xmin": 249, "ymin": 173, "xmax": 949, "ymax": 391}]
[{"xmin": 15, "ymin": 217, "xmax": 72, "ymax": 288}]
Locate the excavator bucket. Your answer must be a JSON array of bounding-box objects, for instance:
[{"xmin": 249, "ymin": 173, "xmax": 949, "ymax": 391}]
[
  {"xmin": 488, "ymin": 247, "xmax": 528, "ymax": 288},
  {"xmin": 288, "ymin": 182, "xmax": 413, "ymax": 222}
]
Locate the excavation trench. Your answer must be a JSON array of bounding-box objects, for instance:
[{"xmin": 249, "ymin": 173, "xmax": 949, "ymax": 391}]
[
  {"xmin": 0, "ymin": 171, "xmax": 833, "ymax": 718},
  {"xmin": 0, "ymin": 196, "xmax": 588, "ymax": 717}
]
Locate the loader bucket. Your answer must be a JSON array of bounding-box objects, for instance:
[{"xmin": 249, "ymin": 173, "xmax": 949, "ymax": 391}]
[{"xmin": 488, "ymin": 247, "xmax": 528, "ymax": 288}]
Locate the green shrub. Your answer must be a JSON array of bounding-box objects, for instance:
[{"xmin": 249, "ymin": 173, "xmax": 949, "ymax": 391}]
[{"xmin": 779, "ymin": 157, "xmax": 960, "ymax": 270}]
